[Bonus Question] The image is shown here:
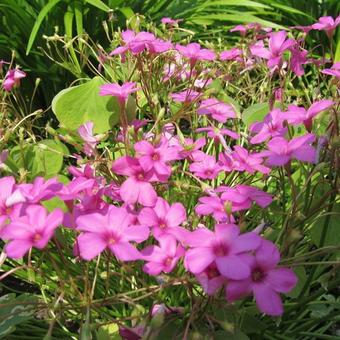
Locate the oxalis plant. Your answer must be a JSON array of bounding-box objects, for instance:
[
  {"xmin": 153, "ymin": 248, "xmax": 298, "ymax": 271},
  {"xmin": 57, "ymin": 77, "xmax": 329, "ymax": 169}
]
[{"xmin": 0, "ymin": 15, "xmax": 340, "ymax": 339}]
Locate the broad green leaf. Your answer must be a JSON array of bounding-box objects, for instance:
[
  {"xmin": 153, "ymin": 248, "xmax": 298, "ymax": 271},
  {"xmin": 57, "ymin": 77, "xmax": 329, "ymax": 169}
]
[
  {"xmin": 85, "ymin": 0, "xmax": 110, "ymax": 12},
  {"xmin": 26, "ymin": 0, "xmax": 62, "ymax": 55},
  {"xmin": 334, "ymin": 36, "xmax": 340, "ymax": 62},
  {"xmin": 119, "ymin": 7, "xmax": 135, "ymax": 20},
  {"xmin": 52, "ymin": 77, "xmax": 120, "ymax": 133},
  {"xmin": 242, "ymin": 102, "xmax": 269, "ymax": 126},
  {"xmin": 31, "ymin": 139, "xmax": 69, "ymax": 178},
  {"xmin": 287, "ymin": 267, "xmax": 307, "ymax": 298},
  {"xmin": 198, "ymin": 0, "xmax": 271, "ymax": 10}
]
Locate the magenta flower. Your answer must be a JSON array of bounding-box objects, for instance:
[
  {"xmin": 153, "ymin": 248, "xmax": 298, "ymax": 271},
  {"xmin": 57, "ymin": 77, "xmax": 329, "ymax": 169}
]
[
  {"xmin": 228, "ymin": 146, "xmax": 271, "ymax": 174},
  {"xmin": 99, "ymin": 82, "xmax": 139, "ymax": 106},
  {"xmin": 57, "ymin": 178, "xmax": 95, "ymax": 201},
  {"xmin": 195, "ymin": 195, "xmax": 235, "ymax": 223},
  {"xmin": 161, "ymin": 17, "xmax": 182, "ymax": 26},
  {"xmin": 2, "ymin": 205, "xmax": 63, "ymax": 259},
  {"xmin": 178, "ymin": 137, "xmax": 206, "ymax": 160},
  {"xmin": 76, "ymin": 205, "xmax": 149, "ymax": 261},
  {"xmin": 311, "ymin": 15, "xmax": 340, "ymax": 38},
  {"xmin": 170, "ymin": 90, "xmax": 201, "ymax": 103},
  {"xmin": 322, "ymin": 62, "xmax": 340, "ymax": 78},
  {"xmin": 283, "ymin": 100, "xmax": 334, "ymax": 131},
  {"xmin": 250, "ymin": 31, "xmax": 295, "ymax": 70},
  {"xmin": 197, "ymin": 98, "xmax": 236, "ymax": 123},
  {"xmin": 184, "ymin": 224, "xmax": 261, "ymax": 280},
  {"xmin": 134, "ymin": 138, "xmax": 179, "ymax": 179},
  {"xmin": 2, "ymin": 68, "xmax": 26, "ymax": 91},
  {"xmin": 230, "ymin": 24, "xmax": 248, "ymax": 36},
  {"xmin": 175, "ymin": 43, "xmax": 216, "ymax": 66},
  {"xmin": 111, "ymin": 156, "xmax": 158, "ymax": 206},
  {"xmin": 189, "ymin": 154, "xmax": 222, "ymax": 180},
  {"xmin": 260, "ymin": 134, "xmax": 316, "ymax": 166},
  {"xmin": 196, "ymin": 126, "xmax": 239, "ymax": 146},
  {"xmin": 142, "ymin": 235, "xmax": 185, "ymax": 275},
  {"xmin": 226, "ymin": 239, "xmax": 297, "ymax": 316},
  {"xmin": 289, "ymin": 43, "xmax": 308, "ymax": 76},
  {"xmin": 249, "ymin": 108, "xmax": 287, "ymax": 144},
  {"xmin": 0, "ymin": 176, "xmax": 26, "ymax": 236},
  {"xmin": 78, "ymin": 121, "xmax": 101, "ymax": 156},
  {"xmin": 18, "ymin": 177, "xmax": 62, "ymax": 203},
  {"xmin": 138, "ymin": 197, "xmax": 188, "ymax": 241},
  {"xmin": 196, "ymin": 263, "xmax": 225, "ymax": 295},
  {"xmin": 220, "ymin": 48, "xmax": 243, "ymax": 61}
]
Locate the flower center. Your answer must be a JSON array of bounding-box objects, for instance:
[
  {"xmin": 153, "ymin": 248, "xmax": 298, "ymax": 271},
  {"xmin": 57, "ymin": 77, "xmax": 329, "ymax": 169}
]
[
  {"xmin": 108, "ymin": 237, "xmax": 117, "ymax": 245},
  {"xmin": 207, "ymin": 266, "xmax": 220, "ymax": 279},
  {"xmin": 213, "ymin": 243, "xmax": 229, "ymax": 257},
  {"xmin": 152, "ymin": 153, "xmax": 160, "ymax": 161},
  {"xmin": 205, "ymin": 170, "xmax": 213, "ymax": 176},
  {"xmin": 252, "ymin": 268, "xmax": 266, "ymax": 282},
  {"xmin": 33, "ymin": 233, "xmax": 42, "ymax": 241},
  {"xmin": 137, "ymin": 173, "xmax": 145, "ymax": 181},
  {"xmin": 159, "ymin": 221, "xmax": 167, "ymax": 229},
  {"xmin": 164, "ymin": 257, "xmax": 172, "ymax": 266}
]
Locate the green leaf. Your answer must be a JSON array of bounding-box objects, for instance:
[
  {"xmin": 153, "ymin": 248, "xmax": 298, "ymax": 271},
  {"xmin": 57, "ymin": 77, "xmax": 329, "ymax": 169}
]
[
  {"xmin": 242, "ymin": 102, "xmax": 269, "ymax": 126},
  {"xmin": 287, "ymin": 267, "xmax": 307, "ymax": 298},
  {"xmin": 198, "ymin": 0, "xmax": 271, "ymax": 10},
  {"xmin": 334, "ymin": 36, "xmax": 340, "ymax": 62},
  {"xmin": 26, "ymin": 0, "xmax": 62, "ymax": 55},
  {"xmin": 85, "ymin": 0, "xmax": 110, "ymax": 12},
  {"xmin": 214, "ymin": 330, "xmax": 250, "ymax": 340},
  {"xmin": 0, "ymin": 294, "xmax": 38, "ymax": 337},
  {"xmin": 52, "ymin": 77, "xmax": 120, "ymax": 133},
  {"xmin": 31, "ymin": 139, "xmax": 69, "ymax": 178},
  {"xmin": 119, "ymin": 7, "xmax": 135, "ymax": 20}
]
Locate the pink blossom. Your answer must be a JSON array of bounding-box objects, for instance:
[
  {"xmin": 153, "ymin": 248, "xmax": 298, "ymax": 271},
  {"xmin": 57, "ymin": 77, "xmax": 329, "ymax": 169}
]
[
  {"xmin": 175, "ymin": 43, "xmax": 216, "ymax": 66},
  {"xmin": 142, "ymin": 235, "xmax": 185, "ymax": 275},
  {"xmin": 134, "ymin": 138, "xmax": 179, "ymax": 179},
  {"xmin": 283, "ymin": 100, "xmax": 334, "ymax": 131},
  {"xmin": 57, "ymin": 178, "xmax": 95, "ymax": 201},
  {"xmin": 220, "ymin": 48, "xmax": 243, "ymax": 61},
  {"xmin": 2, "ymin": 205, "xmax": 63, "ymax": 259},
  {"xmin": 184, "ymin": 224, "xmax": 261, "ymax": 280},
  {"xmin": 311, "ymin": 15, "xmax": 340, "ymax": 38},
  {"xmin": 227, "ymin": 146, "xmax": 271, "ymax": 174},
  {"xmin": 196, "ymin": 126, "xmax": 239, "ymax": 148},
  {"xmin": 177, "ymin": 137, "xmax": 206, "ymax": 160},
  {"xmin": 289, "ymin": 43, "xmax": 308, "ymax": 76},
  {"xmin": 76, "ymin": 205, "xmax": 149, "ymax": 260},
  {"xmin": 99, "ymin": 82, "xmax": 139, "ymax": 106},
  {"xmin": 161, "ymin": 17, "xmax": 182, "ymax": 26},
  {"xmin": 226, "ymin": 239, "xmax": 297, "ymax": 316},
  {"xmin": 260, "ymin": 134, "xmax": 316, "ymax": 166},
  {"xmin": 111, "ymin": 156, "xmax": 158, "ymax": 206},
  {"xmin": 2, "ymin": 68, "xmax": 26, "ymax": 91},
  {"xmin": 170, "ymin": 90, "xmax": 201, "ymax": 103},
  {"xmin": 78, "ymin": 121, "xmax": 101, "ymax": 156},
  {"xmin": 138, "ymin": 197, "xmax": 187, "ymax": 241},
  {"xmin": 197, "ymin": 98, "xmax": 236, "ymax": 123},
  {"xmin": 0, "ymin": 176, "xmax": 26, "ymax": 236},
  {"xmin": 250, "ymin": 31, "xmax": 295, "ymax": 70},
  {"xmin": 322, "ymin": 62, "xmax": 340, "ymax": 78},
  {"xmin": 189, "ymin": 154, "xmax": 222, "ymax": 180},
  {"xmin": 249, "ymin": 108, "xmax": 287, "ymax": 144},
  {"xmin": 230, "ymin": 25, "xmax": 248, "ymax": 36},
  {"xmin": 196, "ymin": 263, "xmax": 225, "ymax": 295},
  {"xmin": 18, "ymin": 177, "xmax": 62, "ymax": 203}
]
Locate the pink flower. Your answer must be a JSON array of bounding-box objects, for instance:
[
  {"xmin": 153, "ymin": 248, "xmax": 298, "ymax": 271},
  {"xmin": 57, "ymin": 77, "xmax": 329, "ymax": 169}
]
[
  {"xmin": 260, "ymin": 134, "xmax": 316, "ymax": 166},
  {"xmin": 184, "ymin": 224, "xmax": 261, "ymax": 280},
  {"xmin": 220, "ymin": 48, "xmax": 243, "ymax": 61},
  {"xmin": 177, "ymin": 137, "xmax": 206, "ymax": 160},
  {"xmin": 322, "ymin": 62, "xmax": 340, "ymax": 78},
  {"xmin": 2, "ymin": 68, "xmax": 26, "ymax": 91},
  {"xmin": 99, "ymin": 82, "xmax": 139, "ymax": 106},
  {"xmin": 226, "ymin": 239, "xmax": 297, "ymax": 316},
  {"xmin": 228, "ymin": 146, "xmax": 271, "ymax": 174},
  {"xmin": 138, "ymin": 197, "xmax": 188, "ymax": 241},
  {"xmin": 189, "ymin": 154, "xmax": 222, "ymax": 180},
  {"xmin": 195, "ymin": 195, "xmax": 235, "ymax": 223},
  {"xmin": 0, "ymin": 176, "xmax": 26, "ymax": 236},
  {"xmin": 250, "ymin": 31, "xmax": 295, "ymax": 70},
  {"xmin": 175, "ymin": 43, "xmax": 216, "ymax": 66},
  {"xmin": 197, "ymin": 98, "xmax": 236, "ymax": 123},
  {"xmin": 196, "ymin": 126, "xmax": 239, "ymax": 149},
  {"xmin": 283, "ymin": 100, "xmax": 334, "ymax": 131},
  {"xmin": 78, "ymin": 121, "xmax": 101, "ymax": 156},
  {"xmin": 170, "ymin": 90, "xmax": 201, "ymax": 103},
  {"xmin": 196, "ymin": 263, "xmax": 225, "ymax": 295},
  {"xmin": 134, "ymin": 138, "xmax": 179, "ymax": 179},
  {"xmin": 289, "ymin": 43, "xmax": 308, "ymax": 76},
  {"xmin": 18, "ymin": 177, "xmax": 62, "ymax": 203},
  {"xmin": 230, "ymin": 25, "xmax": 248, "ymax": 36},
  {"xmin": 76, "ymin": 205, "xmax": 149, "ymax": 261},
  {"xmin": 2, "ymin": 205, "xmax": 63, "ymax": 259},
  {"xmin": 57, "ymin": 178, "xmax": 95, "ymax": 201},
  {"xmin": 161, "ymin": 17, "xmax": 182, "ymax": 26},
  {"xmin": 312, "ymin": 15, "xmax": 340, "ymax": 38},
  {"xmin": 142, "ymin": 235, "xmax": 185, "ymax": 275},
  {"xmin": 249, "ymin": 108, "xmax": 287, "ymax": 144},
  {"xmin": 111, "ymin": 156, "xmax": 158, "ymax": 206}
]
